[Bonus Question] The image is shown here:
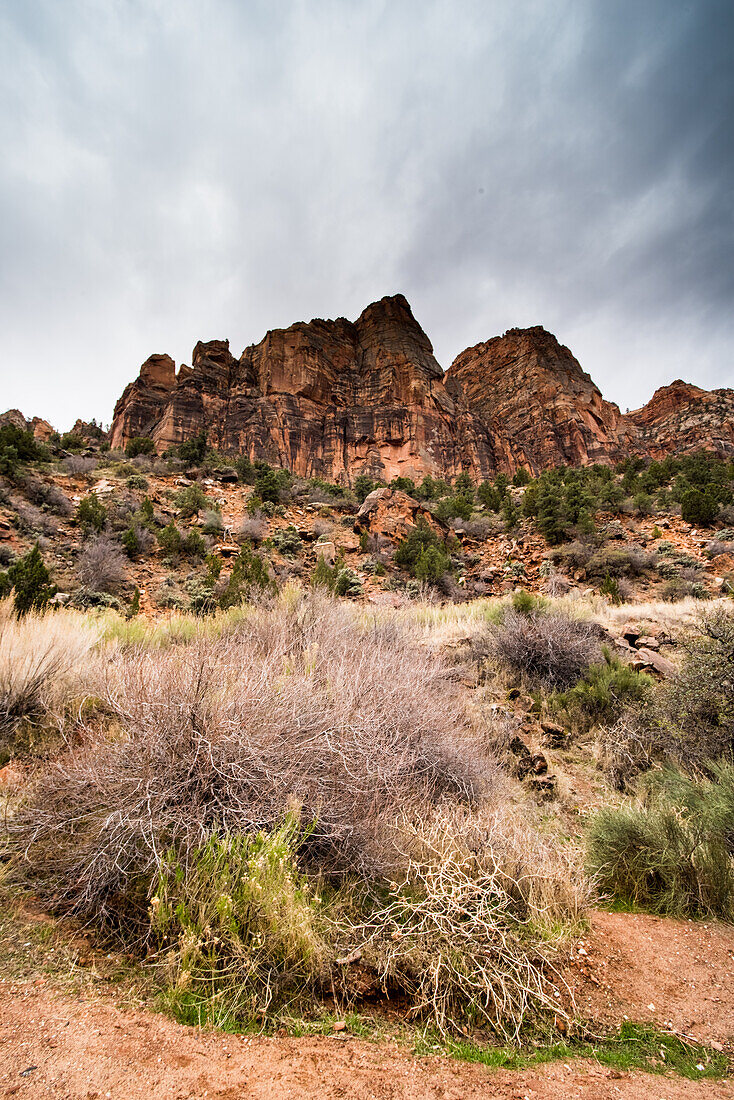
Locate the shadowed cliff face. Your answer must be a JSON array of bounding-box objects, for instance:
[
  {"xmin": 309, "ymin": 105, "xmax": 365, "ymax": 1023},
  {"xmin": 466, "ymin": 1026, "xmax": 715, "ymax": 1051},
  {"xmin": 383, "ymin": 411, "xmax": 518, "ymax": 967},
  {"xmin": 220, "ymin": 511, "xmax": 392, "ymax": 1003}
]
[{"xmin": 109, "ymin": 296, "xmax": 734, "ymax": 479}]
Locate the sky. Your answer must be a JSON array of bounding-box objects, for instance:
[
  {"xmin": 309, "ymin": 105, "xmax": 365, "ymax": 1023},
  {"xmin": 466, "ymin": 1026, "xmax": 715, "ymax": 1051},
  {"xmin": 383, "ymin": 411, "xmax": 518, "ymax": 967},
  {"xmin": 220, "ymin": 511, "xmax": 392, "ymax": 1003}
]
[{"xmin": 1, "ymin": 0, "xmax": 732, "ymax": 430}]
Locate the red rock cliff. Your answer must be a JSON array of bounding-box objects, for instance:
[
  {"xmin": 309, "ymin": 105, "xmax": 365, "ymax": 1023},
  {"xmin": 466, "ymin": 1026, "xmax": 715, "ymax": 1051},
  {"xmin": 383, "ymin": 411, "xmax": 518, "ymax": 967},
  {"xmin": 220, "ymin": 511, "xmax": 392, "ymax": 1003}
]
[{"xmin": 109, "ymin": 298, "xmax": 734, "ymax": 479}]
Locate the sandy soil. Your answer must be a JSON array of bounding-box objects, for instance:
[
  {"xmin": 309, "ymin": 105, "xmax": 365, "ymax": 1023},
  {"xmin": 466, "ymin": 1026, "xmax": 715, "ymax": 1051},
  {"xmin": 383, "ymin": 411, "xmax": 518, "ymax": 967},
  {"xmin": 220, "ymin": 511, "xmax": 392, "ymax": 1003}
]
[
  {"xmin": 1, "ymin": 908, "xmax": 733, "ymax": 1100},
  {"xmin": 570, "ymin": 910, "xmax": 734, "ymax": 1049},
  {"xmin": 0, "ymin": 984, "xmax": 731, "ymax": 1100}
]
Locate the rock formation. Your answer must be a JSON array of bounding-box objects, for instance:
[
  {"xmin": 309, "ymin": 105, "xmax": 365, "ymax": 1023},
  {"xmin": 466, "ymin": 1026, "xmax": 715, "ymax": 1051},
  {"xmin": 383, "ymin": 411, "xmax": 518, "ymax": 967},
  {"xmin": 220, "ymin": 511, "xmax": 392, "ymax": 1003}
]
[
  {"xmin": 626, "ymin": 380, "xmax": 734, "ymax": 459},
  {"xmin": 109, "ymin": 296, "xmax": 734, "ymax": 480}
]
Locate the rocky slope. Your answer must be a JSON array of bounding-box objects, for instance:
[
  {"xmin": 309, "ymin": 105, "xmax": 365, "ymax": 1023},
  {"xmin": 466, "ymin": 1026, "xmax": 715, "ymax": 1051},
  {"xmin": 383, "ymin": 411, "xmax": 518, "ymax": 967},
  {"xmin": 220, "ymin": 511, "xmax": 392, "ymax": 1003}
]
[{"xmin": 108, "ymin": 295, "xmax": 734, "ymax": 479}]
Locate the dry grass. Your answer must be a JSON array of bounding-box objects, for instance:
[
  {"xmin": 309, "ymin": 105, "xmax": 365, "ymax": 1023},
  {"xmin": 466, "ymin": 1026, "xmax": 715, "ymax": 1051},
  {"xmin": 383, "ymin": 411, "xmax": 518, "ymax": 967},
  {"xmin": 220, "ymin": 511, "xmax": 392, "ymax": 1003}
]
[
  {"xmin": 0, "ymin": 598, "xmax": 102, "ymax": 745},
  {"xmin": 590, "ymin": 596, "xmax": 730, "ymax": 637}
]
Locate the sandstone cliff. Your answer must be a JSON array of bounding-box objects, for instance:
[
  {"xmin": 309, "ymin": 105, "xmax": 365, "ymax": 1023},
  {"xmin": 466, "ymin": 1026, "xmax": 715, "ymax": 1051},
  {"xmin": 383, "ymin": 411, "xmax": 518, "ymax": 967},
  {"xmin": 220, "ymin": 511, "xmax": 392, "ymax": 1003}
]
[{"xmin": 109, "ymin": 296, "xmax": 734, "ymax": 480}]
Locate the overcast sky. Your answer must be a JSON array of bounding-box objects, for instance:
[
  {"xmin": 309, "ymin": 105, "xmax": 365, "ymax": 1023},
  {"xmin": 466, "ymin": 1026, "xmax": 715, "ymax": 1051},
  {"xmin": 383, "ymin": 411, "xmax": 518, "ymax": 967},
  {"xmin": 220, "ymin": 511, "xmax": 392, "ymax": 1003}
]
[{"xmin": 1, "ymin": 0, "xmax": 732, "ymax": 430}]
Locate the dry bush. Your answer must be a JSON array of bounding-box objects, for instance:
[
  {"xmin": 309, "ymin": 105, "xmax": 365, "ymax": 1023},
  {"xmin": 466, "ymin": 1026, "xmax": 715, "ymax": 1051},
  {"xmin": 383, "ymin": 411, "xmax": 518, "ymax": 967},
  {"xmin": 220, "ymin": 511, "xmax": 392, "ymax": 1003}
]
[
  {"xmin": 0, "ymin": 600, "xmax": 101, "ymax": 745},
  {"xmin": 352, "ymin": 804, "xmax": 583, "ymax": 1038},
  {"xmin": 17, "ymin": 475, "xmax": 73, "ymax": 516},
  {"xmin": 236, "ymin": 513, "xmax": 267, "ymax": 542},
  {"xmin": 9, "ymin": 592, "xmax": 495, "ymax": 925},
  {"xmin": 64, "ymin": 455, "xmax": 98, "ymax": 477},
  {"xmin": 488, "ymin": 608, "xmax": 601, "ymax": 688},
  {"xmin": 76, "ymin": 536, "xmax": 128, "ymax": 593}
]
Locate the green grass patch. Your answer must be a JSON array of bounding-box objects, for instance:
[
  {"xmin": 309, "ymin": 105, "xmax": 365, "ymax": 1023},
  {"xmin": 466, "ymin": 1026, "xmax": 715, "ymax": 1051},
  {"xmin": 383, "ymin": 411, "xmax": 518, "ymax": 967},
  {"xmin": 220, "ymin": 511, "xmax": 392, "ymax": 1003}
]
[{"xmin": 417, "ymin": 1021, "xmax": 729, "ymax": 1079}]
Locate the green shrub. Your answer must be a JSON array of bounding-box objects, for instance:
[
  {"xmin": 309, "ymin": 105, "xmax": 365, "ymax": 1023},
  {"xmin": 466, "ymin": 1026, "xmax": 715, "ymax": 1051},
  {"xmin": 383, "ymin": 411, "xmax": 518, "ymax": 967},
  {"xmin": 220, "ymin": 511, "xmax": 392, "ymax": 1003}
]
[
  {"xmin": 219, "ymin": 546, "xmax": 273, "ymax": 608},
  {"xmin": 434, "ymin": 494, "xmax": 473, "ymax": 523},
  {"xmin": 510, "ymin": 589, "xmax": 547, "ymax": 615},
  {"xmin": 394, "ymin": 522, "xmax": 450, "ymax": 581},
  {"xmin": 600, "ymin": 572, "xmax": 622, "ymax": 604},
  {"xmin": 7, "ymin": 544, "xmax": 54, "ymax": 616},
  {"xmin": 550, "ymin": 650, "xmax": 653, "ymax": 729},
  {"xmin": 175, "ymin": 484, "xmax": 208, "ymax": 518},
  {"xmin": 151, "ymin": 819, "xmax": 329, "ymax": 1025},
  {"xmin": 76, "ymin": 494, "xmax": 107, "ymax": 536},
  {"xmin": 125, "ymin": 437, "xmax": 155, "ymax": 458},
  {"xmin": 0, "ymin": 424, "xmax": 47, "ymax": 478},
  {"xmin": 353, "ymin": 474, "xmax": 378, "ymax": 502},
  {"xmin": 586, "ymin": 763, "xmax": 734, "ymax": 919},
  {"xmin": 182, "ymin": 529, "xmax": 206, "ymax": 559},
  {"xmin": 157, "ymin": 521, "xmax": 182, "ymax": 557},
  {"xmin": 177, "ymin": 430, "xmax": 208, "ymax": 466},
  {"xmin": 255, "ymin": 465, "xmax": 291, "ymax": 504},
  {"xmin": 681, "ymin": 488, "xmax": 718, "ymax": 527},
  {"xmin": 60, "ymin": 431, "xmax": 85, "ymax": 452},
  {"xmin": 127, "ymin": 587, "xmax": 141, "ymax": 619}
]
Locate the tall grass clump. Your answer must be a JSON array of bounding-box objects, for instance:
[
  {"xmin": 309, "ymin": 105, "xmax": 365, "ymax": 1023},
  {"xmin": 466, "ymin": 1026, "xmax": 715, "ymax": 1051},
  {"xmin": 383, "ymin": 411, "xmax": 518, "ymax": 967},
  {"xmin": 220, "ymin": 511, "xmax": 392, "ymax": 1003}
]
[
  {"xmin": 151, "ymin": 817, "xmax": 331, "ymax": 1025},
  {"xmin": 0, "ymin": 599, "xmax": 101, "ymax": 759},
  {"xmin": 587, "ymin": 763, "xmax": 734, "ymax": 919}
]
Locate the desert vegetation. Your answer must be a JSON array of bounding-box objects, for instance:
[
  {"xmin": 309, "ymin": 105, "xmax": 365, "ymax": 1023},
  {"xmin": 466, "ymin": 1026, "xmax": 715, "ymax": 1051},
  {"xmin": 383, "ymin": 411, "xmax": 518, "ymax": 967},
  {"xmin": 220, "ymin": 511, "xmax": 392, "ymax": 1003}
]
[{"xmin": 1, "ymin": 427, "xmax": 734, "ymax": 1062}]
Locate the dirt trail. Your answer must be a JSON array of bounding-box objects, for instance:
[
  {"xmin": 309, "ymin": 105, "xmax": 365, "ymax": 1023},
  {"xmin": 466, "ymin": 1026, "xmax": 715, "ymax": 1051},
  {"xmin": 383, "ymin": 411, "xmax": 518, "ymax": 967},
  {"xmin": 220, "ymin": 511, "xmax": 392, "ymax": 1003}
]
[{"xmin": 1, "ymin": 909, "xmax": 733, "ymax": 1099}]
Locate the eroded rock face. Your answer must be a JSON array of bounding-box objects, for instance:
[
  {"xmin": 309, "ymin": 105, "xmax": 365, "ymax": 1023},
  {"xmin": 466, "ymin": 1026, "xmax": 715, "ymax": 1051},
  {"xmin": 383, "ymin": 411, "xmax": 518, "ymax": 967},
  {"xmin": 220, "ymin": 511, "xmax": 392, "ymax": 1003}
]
[
  {"xmin": 627, "ymin": 380, "xmax": 734, "ymax": 459},
  {"xmin": 446, "ymin": 326, "xmax": 634, "ymax": 474},
  {"xmin": 109, "ymin": 298, "xmax": 734, "ymax": 480},
  {"xmin": 109, "ymin": 353, "xmax": 176, "ymax": 450},
  {"xmin": 354, "ymin": 487, "xmax": 448, "ymax": 541}
]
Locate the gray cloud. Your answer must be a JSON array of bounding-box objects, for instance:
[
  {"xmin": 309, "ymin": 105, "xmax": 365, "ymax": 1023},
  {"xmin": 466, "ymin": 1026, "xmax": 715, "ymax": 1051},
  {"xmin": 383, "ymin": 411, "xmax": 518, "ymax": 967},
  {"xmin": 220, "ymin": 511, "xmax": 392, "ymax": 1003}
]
[{"xmin": 0, "ymin": 0, "xmax": 731, "ymax": 428}]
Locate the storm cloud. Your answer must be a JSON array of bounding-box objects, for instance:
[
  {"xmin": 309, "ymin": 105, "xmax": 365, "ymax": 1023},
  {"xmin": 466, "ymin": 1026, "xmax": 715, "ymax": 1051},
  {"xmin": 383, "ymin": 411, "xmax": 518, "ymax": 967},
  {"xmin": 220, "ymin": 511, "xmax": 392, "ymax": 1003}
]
[{"xmin": 1, "ymin": 0, "xmax": 732, "ymax": 428}]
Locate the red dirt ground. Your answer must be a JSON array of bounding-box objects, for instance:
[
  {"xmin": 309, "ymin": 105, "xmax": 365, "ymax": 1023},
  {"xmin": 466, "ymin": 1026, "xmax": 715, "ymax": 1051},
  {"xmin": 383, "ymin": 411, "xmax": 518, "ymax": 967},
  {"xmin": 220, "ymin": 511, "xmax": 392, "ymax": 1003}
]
[{"xmin": 1, "ymin": 909, "xmax": 733, "ymax": 1099}]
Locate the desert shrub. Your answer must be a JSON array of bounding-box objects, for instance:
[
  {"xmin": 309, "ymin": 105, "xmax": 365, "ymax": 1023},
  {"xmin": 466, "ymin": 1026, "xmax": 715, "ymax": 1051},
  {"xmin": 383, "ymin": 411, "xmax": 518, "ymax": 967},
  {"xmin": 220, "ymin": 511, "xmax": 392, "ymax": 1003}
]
[
  {"xmin": 64, "ymin": 455, "xmax": 98, "ymax": 477},
  {"xmin": 549, "ymin": 650, "xmax": 653, "ymax": 730},
  {"xmin": 600, "ymin": 610, "xmax": 734, "ymax": 783},
  {"xmin": 17, "ymin": 474, "xmax": 72, "ymax": 516},
  {"xmin": 219, "ymin": 546, "xmax": 273, "ymax": 608},
  {"xmin": 155, "ymin": 578, "xmax": 186, "ymax": 610},
  {"xmin": 76, "ymin": 494, "xmax": 107, "ymax": 536},
  {"xmin": 548, "ymin": 540, "xmax": 593, "ymax": 572},
  {"xmin": 12, "ymin": 499, "xmax": 58, "ymax": 536},
  {"xmin": 236, "ymin": 513, "xmax": 267, "ymax": 542},
  {"xmin": 587, "ymin": 763, "xmax": 734, "ymax": 919},
  {"xmin": 8, "ymin": 596, "xmax": 487, "ymax": 921},
  {"xmin": 201, "ymin": 509, "xmax": 223, "ymax": 536},
  {"xmin": 0, "ymin": 602, "xmax": 100, "ymax": 753},
  {"xmin": 312, "ymin": 556, "xmax": 362, "ymax": 596},
  {"xmin": 76, "ymin": 536, "xmax": 128, "ymax": 594},
  {"xmin": 127, "ymin": 473, "xmax": 149, "ymax": 491},
  {"xmin": 394, "ymin": 522, "xmax": 450, "ymax": 581},
  {"xmin": 488, "ymin": 608, "xmax": 601, "ymax": 688},
  {"xmin": 7, "ymin": 544, "xmax": 54, "ymax": 616},
  {"xmin": 125, "ymin": 437, "xmax": 155, "ymax": 458},
  {"xmin": 8, "ymin": 594, "xmax": 586, "ymax": 1035},
  {"xmin": 175, "ymin": 483, "xmax": 208, "ymax": 518},
  {"xmin": 585, "ymin": 545, "xmax": 651, "ymax": 579},
  {"xmin": 270, "ymin": 524, "xmax": 302, "ymax": 556},
  {"xmin": 705, "ymin": 539, "xmax": 734, "ymax": 559}
]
